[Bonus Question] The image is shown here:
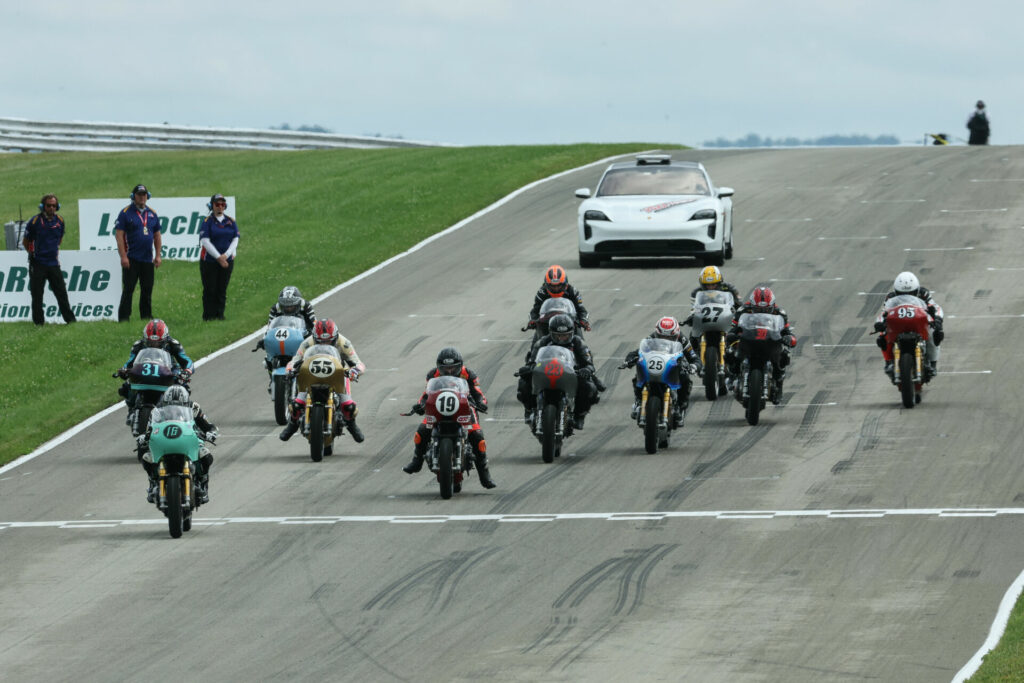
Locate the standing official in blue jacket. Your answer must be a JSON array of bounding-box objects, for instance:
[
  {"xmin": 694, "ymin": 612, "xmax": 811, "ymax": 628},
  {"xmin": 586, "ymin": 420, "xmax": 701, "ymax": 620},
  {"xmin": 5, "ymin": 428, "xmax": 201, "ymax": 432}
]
[
  {"xmin": 199, "ymin": 193, "xmax": 240, "ymax": 321},
  {"xmin": 114, "ymin": 184, "xmax": 163, "ymax": 322},
  {"xmin": 22, "ymin": 193, "xmax": 76, "ymax": 325}
]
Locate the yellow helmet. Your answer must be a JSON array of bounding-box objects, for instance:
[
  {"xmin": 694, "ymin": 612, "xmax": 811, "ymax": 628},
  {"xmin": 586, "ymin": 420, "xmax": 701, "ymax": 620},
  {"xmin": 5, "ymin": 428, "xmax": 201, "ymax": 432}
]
[{"xmin": 699, "ymin": 265, "xmax": 723, "ymax": 286}]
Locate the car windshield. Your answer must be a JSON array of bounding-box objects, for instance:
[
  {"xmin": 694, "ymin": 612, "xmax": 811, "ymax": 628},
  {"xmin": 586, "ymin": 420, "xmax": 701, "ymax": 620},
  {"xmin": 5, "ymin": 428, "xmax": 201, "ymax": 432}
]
[
  {"xmin": 885, "ymin": 294, "xmax": 927, "ymax": 311},
  {"xmin": 270, "ymin": 315, "xmax": 305, "ymax": 330},
  {"xmin": 306, "ymin": 344, "xmax": 341, "ymax": 359},
  {"xmin": 151, "ymin": 405, "xmax": 193, "ymax": 424},
  {"xmin": 639, "ymin": 338, "xmax": 683, "ymax": 355},
  {"xmin": 597, "ymin": 167, "xmax": 710, "ymax": 197},
  {"xmin": 426, "ymin": 376, "xmax": 469, "ymax": 394}
]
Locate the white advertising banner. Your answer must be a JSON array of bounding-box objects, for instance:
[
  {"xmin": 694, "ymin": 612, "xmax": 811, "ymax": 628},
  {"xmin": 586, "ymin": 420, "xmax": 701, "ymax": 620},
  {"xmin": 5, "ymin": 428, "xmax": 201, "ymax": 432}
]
[
  {"xmin": 78, "ymin": 196, "xmax": 236, "ymax": 261},
  {"xmin": 0, "ymin": 251, "xmax": 122, "ymax": 322}
]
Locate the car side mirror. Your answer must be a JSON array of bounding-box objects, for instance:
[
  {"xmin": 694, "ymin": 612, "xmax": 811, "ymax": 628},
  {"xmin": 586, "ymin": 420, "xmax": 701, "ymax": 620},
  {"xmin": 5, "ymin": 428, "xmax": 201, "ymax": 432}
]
[
  {"xmin": 717, "ymin": 187, "xmax": 734, "ymax": 198},
  {"xmin": 574, "ymin": 188, "xmax": 592, "ymax": 199}
]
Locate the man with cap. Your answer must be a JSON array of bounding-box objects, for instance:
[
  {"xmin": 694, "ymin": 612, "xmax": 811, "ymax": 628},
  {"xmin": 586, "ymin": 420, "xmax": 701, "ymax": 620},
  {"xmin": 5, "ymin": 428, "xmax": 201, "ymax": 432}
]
[
  {"xmin": 198, "ymin": 193, "xmax": 240, "ymax": 320},
  {"xmin": 114, "ymin": 184, "xmax": 163, "ymax": 322}
]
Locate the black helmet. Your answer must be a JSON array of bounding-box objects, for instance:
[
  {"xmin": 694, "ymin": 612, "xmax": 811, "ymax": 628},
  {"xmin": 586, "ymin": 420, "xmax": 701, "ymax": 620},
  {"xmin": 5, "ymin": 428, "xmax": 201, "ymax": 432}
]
[
  {"xmin": 549, "ymin": 314, "xmax": 574, "ymax": 345},
  {"xmin": 278, "ymin": 286, "xmax": 303, "ymax": 315},
  {"xmin": 436, "ymin": 347, "xmax": 463, "ymax": 376},
  {"xmin": 160, "ymin": 385, "xmax": 191, "ymax": 407}
]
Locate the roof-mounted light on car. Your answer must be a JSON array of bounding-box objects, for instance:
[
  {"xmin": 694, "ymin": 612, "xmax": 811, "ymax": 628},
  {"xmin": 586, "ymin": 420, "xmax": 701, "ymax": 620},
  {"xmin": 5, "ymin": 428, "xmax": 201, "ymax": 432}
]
[{"xmin": 636, "ymin": 154, "xmax": 672, "ymax": 166}]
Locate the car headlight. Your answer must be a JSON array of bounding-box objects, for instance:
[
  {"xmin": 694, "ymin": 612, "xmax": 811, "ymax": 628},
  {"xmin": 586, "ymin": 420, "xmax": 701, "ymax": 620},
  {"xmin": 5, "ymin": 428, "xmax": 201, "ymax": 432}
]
[
  {"xmin": 690, "ymin": 209, "xmax": 716, "ymax": 221},
  {"xmin": 584, "ymin": 210, "xmax": 610, "ymax": 222}
]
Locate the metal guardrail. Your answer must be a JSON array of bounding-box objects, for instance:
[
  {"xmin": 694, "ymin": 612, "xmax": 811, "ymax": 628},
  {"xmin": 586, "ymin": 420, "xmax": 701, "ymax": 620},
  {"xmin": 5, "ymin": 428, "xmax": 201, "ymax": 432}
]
[{"xmin": 0, "ymin": 117, "xmax": 447, "ymax": 152}]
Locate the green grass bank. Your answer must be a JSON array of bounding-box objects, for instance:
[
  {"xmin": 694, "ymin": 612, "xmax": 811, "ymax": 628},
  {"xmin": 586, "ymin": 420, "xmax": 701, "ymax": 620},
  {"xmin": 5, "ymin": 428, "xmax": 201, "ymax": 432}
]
[{"xmin": 0, "ymin": 143, "xmax": 663, "ymax": 465}]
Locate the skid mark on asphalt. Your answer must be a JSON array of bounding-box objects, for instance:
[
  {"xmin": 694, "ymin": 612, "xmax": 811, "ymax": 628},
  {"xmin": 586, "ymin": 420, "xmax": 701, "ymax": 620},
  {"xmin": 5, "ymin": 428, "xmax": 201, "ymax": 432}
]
[
  {"xmin": 362, "ymin": 547, "xmax": 500, "ymax": 611},
  {"xmin": 795, "ymin": 390, "xmax": 831, "ymax": 440},
  {"xmin": 522, "ymin": 544, "xmax": 678, "ymax": 669},
  {"xmin": 857, "ymin": 281, "xmax": 890, "ymax": 318}
]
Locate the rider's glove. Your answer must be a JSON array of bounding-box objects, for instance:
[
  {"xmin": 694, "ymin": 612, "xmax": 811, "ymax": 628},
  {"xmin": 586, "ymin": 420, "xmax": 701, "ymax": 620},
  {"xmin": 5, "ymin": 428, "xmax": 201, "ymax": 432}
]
[
  {"xmin": 348, "ymin": 367, "xmax": 361, "ymax": 381},
  {"xmin": 411, "ymin": 403, "xmax": 426, "ymax": 415},
  {"xmin": 256, "ymin": 338, "xmax": 265, "ymax": 350},
  {"xmin": 518, "ymin": 364, "xmax": 534, "ymax": 377},
  {"xmin": 577, "ymin": 367, "xmax": 593, "ymax": 380},
  {"xmin": 579, "ymin": 318, "xmax": 592, "ymax": 332},
  {"xmin": 624, "ymin": 350, "xmax": 639, "ymax": 366},
  {"xmin": 473, "ymin": 401, "xmax": 488, "ymax": 414},
  {"xmin": 526, "ymin": 319, "xmax": 537, "ymax": 329},
  {"xmin": 873, "ymin": 321, "xmax": 886, "ymax": 333}
]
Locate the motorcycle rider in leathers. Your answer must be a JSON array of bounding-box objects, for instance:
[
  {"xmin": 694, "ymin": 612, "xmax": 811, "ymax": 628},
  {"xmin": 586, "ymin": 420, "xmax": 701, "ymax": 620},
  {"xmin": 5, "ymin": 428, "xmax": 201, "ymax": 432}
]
[
  {"xmin": 279, "ymin": 318, "xmax": 366, "ymax": 445},
  {"xmin": 402, "ymin": 347, "xmax": 496, "ymax": 489},
  {"xmin": 873, "ymin": 271, "xmax": 944, "ymax": 379},
  {"xmin": 623, "ymin": 316, "xmax": 702, "ymax": 424},
  {"xmin": 517, "ymin": 313, "xmax": 600, "ymax": 430},
  {"xmin": 255, "ymin": 286, "xmax": 316, "ymax": 351},
  {"xmin": 725, "ymin": 287, "xmax": 797, "ymax": 399},
  {"xmin": 682, "ymin": 265, "xmax": 742, "ymax": 351},
  {"xmin": 118, "ymin": 319, "xmax": 194, "ymax": 434},
  {"xmin": 138, "ymin": 385, "xmax": 217, "ymax": 505},
  {"xmin": 528, "ymin": 264, "xmax": 591, "ymax": 331}
]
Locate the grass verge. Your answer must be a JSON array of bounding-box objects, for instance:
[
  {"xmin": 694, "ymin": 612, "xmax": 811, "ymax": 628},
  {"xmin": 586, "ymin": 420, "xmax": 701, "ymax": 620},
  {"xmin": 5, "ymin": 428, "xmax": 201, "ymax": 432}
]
[{"xmin": 0, "ymin": 143, "xmax": 669, "ymax": 465}]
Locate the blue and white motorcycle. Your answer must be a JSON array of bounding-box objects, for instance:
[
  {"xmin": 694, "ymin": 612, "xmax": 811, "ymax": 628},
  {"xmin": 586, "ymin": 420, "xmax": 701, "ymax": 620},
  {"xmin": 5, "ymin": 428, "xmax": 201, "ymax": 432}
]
[
  {"xmin": 254, "ymin": 315, "xmax": 307, "ymax": 425},
  {"xmin": 622, "ymin": 337, "xmax": 691, "ymax": 454}
]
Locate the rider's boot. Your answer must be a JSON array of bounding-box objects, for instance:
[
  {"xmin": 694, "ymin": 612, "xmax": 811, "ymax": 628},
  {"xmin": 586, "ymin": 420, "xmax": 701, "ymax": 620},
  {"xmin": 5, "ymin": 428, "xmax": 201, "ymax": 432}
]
[
  {"xmin": 884, "ymin": 361, "xmax": 895, "ymax": 382},
  {"xmin": 630, "ymin": 399, "xmax": 641, "ymax": 420},
  {"xmin": 404, "ymin": 436, "xmax": 427, "ymax": 474},
  {"xmin": 346, "ymin": 418, "xmax": 365, "ymax": 443},
  {"xmin": 523, "ymin": 407, "xmax": 534, "ymax": 425},
  {"xmin": 572, "ymin": 412, "xmax": 586, "ymax": 430},
  {"xmin": 279, "ymin": 420, "xmax": 298, "ymax": 441},
  {"xmin": 474, "ymin": 454, "xmax": 497, "ymax": 489}
]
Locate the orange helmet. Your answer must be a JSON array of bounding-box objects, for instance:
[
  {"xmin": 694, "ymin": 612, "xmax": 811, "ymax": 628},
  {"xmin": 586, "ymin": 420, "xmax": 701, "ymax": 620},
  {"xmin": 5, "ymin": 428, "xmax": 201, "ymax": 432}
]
[{"xmin": 544, "ymin": 264, "xmax": 567, "ymax": 297}]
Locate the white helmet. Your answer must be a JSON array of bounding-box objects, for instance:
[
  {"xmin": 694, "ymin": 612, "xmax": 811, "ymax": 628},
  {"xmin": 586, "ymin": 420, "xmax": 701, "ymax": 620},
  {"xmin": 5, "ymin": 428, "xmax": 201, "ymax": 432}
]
[{"xmin": 893, "ymin": 271, "xmax": 919, "ymax": 294}]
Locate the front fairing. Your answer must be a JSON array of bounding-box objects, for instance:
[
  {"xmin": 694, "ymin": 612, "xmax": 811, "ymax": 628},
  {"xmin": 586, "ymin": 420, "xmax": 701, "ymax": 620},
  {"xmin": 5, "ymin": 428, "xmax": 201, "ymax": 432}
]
[
  {"xmin": 636, "ymin": 338, "xmax": 684, "ymax": 390},
  {"xmin": 531, "ymin": 346, "xmax": 578, "ymax": 395}
]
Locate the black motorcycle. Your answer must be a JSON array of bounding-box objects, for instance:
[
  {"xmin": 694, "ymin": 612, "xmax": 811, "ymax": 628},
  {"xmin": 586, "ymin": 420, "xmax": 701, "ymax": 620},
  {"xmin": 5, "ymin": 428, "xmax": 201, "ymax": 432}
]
[{"xmin": 733, "ymin": 312, "xmax": 787, "ymax": 425}]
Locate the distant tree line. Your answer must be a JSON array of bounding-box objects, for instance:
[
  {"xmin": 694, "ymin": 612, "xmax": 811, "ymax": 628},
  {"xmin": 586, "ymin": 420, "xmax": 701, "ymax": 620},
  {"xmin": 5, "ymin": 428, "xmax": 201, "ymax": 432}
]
[
  {"xmin": 704, "ymin": 133, "xmax": 900, "ymax": 147},
  {"xmin": 271, "ymin": 123, "xmax": 333, "ymax": 133}
]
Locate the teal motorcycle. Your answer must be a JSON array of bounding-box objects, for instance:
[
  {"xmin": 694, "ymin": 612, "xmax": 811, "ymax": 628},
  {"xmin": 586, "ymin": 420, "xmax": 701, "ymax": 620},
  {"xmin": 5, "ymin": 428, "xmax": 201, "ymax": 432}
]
[{"xmin": 144, "ymin": 404, "xmax": 211, "ymax": 538}]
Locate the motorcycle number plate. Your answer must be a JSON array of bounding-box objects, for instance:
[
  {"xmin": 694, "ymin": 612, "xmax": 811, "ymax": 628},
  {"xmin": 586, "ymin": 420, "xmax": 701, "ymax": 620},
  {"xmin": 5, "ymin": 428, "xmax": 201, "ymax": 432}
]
[
  {"xmin": 274, "ymin": 329, "xmax": 290, "ymax": 340},
  {"xmin": 309, "ymin": 359, "xmax": 335, "ymax": 377},
  {"xmin": 646, "ymin": 355, "xmax": 666, "ymax": 372},
  {"xmin": 435, "ymin": 391, "xmax": 460, "ymax": 416}
]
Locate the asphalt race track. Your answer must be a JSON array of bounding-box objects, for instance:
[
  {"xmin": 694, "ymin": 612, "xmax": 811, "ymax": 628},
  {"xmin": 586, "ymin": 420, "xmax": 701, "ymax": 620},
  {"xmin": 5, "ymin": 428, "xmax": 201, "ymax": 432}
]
[{"xmin": 2, "ymin": 146, "xmax": 1024, "ymax": 682}]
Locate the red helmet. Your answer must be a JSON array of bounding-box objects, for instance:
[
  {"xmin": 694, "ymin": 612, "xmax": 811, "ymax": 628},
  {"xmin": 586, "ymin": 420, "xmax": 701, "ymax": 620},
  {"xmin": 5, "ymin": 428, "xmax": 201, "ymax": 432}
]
[
  {"xmin": 313, "ymin": 318, "xmax": 339, "ymax": 345},
  {"xmin": 143, "ymin": 319, "xmax": 169, "ymax": 347},
  {"xmin": 654, "ymin": 316, "xmax": 680, "ymax": 339},
  {"xmin": 750, "ymin": 287, "xmax": 776, "ymax": 312},
  {"xmin": 544, "ymin": 264, "xmax": 567, "ymax": 297}
]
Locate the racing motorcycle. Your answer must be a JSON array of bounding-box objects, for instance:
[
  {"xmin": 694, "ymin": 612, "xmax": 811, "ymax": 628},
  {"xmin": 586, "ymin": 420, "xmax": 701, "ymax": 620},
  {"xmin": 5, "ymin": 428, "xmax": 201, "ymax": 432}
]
[
  {"xmin": 143, "ymin": 403, "xmax": 215, "ymax": 539},
  {"xmin": 401, "ymin": 376, "xmax": 479, "ymax": 499},
  {"xmin": 881, "ymin": 294, "xmax": 933, "ymax": 408},
  {"xmin": 293, "ymin": 344, "xmax": 355, "ymax": 462},
  {"xmin": 733, "ymin": 312, "xmax": 787, "ymax": 426},
  {"xmin": 113, "ymin": 348, "xmax": 186, "ymax": 457},
  {"xmin": 253, "ymin": 315, "xmax": 307, "ymax": 424},
  {"xmin": 689, "ymin": 289, "xmax": 735, "ymax": 400},
  {"xmin": 621, "ymin": 337, "xmax": 690, "ymax": 453},
  {"xmin": 520, "ymin": 345, "xmax": 579, "ymax": 463}
]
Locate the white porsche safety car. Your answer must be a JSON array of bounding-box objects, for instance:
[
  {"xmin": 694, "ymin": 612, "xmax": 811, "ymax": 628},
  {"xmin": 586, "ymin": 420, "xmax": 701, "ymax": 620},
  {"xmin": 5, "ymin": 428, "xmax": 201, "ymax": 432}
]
[{"xmin": 574, "ymin": 154, "xmax": 734, "ymax": 268}]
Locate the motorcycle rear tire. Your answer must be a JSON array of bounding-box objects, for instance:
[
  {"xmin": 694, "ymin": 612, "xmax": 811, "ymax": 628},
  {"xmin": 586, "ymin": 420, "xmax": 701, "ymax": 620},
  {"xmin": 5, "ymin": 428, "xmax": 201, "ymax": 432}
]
[
  {"xmin": 745, "ymin": 368, "xmax": 763, "ymax": 426},
  {"xmin": 644, "ymin": 394, "xmax": 662, "ymax": 454},
  {"xmin": 309, "ymin": 405, "xmax": 325, "ymax": 462},
  {"xmin": 704, "ymin": 346, "xmax": 719, "ymax": 401},
  {"xmin": 166, "ymin": 476, "xmax": 183, "ymax": 539},
  {"xmin": 273, "ymin": 375, "xmax": 288, "ymax": 425},
  {"xmin": 541, "ymin": 404, "xmax": 558, "ymax": 463},
  {"xmin": 438, "ymin": 438, "xmax": 454, "ymax": 499},
  {"xmin": 899, "ymin": 353, "xmax": 915, "ymax": 408}
]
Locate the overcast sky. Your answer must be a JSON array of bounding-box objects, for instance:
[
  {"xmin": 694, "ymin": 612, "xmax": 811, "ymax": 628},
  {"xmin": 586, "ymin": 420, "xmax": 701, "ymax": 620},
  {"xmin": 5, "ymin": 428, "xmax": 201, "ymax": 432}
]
[{"xmin": 4, "ymin": 0, "xmax": 1021, "ymax": 146}]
